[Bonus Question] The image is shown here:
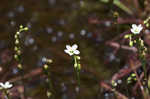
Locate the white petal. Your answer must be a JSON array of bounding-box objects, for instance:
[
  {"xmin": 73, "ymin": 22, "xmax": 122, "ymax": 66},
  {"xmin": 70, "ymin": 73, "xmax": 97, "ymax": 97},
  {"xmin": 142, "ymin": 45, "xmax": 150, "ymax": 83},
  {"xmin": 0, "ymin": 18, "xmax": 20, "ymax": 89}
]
[
  {"xmin": 7, "ymin": 84, "xmax": 12, "ymax": 88},
  {"xmin": 132, "ymin": 24, "xmax": 137, "ymax": 29},
  {"xmin": 138, "ymin": 25, "xmax": 143, "ymax": 31},
  {"xmin": 64, "ymin": 49, "xmax": 70, "ymax": 54},
  {"xmin": 138, "ymin": 24, "xmax": 142, "ymax": 28},
  {"xmin": 64, "ymin": 49, "xmax": 73, "ymax": 56},
  {"xmin": 0, "ymin": 83, "xmax": 4, "ymax": 87},
  {"xmin": 68, "ymin": 52, "xmax": 74, "ymax": 56},
  {"xmin": 74, "ymin": 50, "xmax": 80, "ymax": 55},
  {"xmin": 131, "ymin": 29, "xmax": 139, "ymax": 34},
  {"xmin": 5, "ymin": 82, "xmax": 9, "ymax": 85},
  {"xmin": 66, "ymin": 45, "xmax": 72, "ymax": 50},
  {"xmin": 131, "ymin": 29, "xmax": 135, "ymax": 33},
  {"xmin": 72, "ymin": 44, "xmax": 78, "ymax": 50}
]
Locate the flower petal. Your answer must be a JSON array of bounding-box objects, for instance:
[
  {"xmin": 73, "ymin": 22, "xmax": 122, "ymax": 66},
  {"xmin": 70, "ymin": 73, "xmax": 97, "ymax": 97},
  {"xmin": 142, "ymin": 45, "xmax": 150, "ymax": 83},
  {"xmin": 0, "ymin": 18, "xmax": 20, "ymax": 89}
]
[
  {"xmin": 5, "ymin": 82, "xmax": 9, "ymax": 85},
  {"xmin": 74, "ymin": 50, "xmax": 80, "ymax": 55},
  {"xmin": 0, "ymin": 83, "xmax": 4, "ymax": 87},
  {"xmin": 64, "ymin": 49, "xmax": 70, "ymax": 54},
  {"xmin": 64, "ymin": 49, "xmax": 73, "ymax": 56},
  {"xmin": 72, "ymin": 44, "xmax": 78, "ymax": 50},
  {"xmin": 132, "ymin": 24, "xmax": 137, "ymax": 29},
  {"xmin": 7, "ymin": 84, "xmax": 12, "ymax": 88},
  {"xmin": 138, "ymin": 25, "xmax": 143, "ymax": 31},
  {"xmin": 66, "ymin": 45, "xmax": 72, "ymax": 50},
  {"xmin": 68, "ymin": 52, "xmax": 74, "ymax": 56},
  {"xmin": 131, "ymin": 29, "xmax": 135, "ymax": 34}
]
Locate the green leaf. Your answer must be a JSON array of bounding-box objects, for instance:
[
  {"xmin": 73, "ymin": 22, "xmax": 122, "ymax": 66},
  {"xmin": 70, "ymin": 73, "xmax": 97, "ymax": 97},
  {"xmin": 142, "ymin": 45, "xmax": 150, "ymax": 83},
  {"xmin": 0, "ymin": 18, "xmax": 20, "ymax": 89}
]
[{"xmin": 100, "ymin": 0, "xmax": 133, "ymax": 15}]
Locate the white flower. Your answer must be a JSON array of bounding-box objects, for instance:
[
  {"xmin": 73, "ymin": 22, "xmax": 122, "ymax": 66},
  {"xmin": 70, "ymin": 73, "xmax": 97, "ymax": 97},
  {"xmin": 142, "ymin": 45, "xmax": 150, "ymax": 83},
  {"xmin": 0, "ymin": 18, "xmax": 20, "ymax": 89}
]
[
  {"xmin": 131, "ymin": 24, "xmax": 143, "ymax": 34},
  {"xmin": 64, "ymin": 44, "xmax": 80, "ymax": 56},
  {"xmin": 0, "ymin": 82, "xmax": 13, "ymax": 89}
]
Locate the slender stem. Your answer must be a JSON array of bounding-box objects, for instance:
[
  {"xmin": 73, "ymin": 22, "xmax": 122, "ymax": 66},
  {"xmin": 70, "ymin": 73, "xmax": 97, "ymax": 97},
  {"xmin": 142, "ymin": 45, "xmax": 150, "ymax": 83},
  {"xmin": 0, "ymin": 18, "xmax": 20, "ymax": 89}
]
[
  {"xmin": 73, "ymin": 56, "xmax": 80, "ymax": 87},
  {"xmin": 43, "ymin": 64, "xmax": 55, "ymax": 99},
  {"xmin": 4, "ymin": 90, "xmax": 10, "ymax": 99}
]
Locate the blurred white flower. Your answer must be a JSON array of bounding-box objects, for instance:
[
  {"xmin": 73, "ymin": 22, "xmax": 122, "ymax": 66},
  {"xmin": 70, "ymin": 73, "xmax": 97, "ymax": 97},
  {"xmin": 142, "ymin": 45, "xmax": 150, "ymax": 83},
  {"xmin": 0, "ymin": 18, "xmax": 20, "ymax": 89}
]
[
  {"xmin": 131, "ymin": 24, "xmax": 143, "ymax": 34},
  {"xmin": 0, "ymin": 82, "xmax": 13, "ymax": 89},
  {"xmin": 64, "ymin": 44, "xmax": 80, "ymax": 56}
]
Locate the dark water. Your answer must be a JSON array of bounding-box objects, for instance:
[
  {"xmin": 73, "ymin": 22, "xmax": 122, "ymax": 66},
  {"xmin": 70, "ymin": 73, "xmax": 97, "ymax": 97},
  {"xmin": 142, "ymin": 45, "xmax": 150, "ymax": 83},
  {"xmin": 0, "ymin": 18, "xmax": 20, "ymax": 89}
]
[{"xmin": 0, "ymin": 0, "xmax": 126, "ymax": 99}]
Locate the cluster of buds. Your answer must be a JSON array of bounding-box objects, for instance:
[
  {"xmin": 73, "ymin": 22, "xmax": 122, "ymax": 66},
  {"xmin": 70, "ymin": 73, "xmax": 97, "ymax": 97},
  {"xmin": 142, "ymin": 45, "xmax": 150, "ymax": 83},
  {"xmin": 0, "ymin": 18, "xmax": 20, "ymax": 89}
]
[
  {"xmin": 43, "ymin": 58, "xmax": 53, "ymax": 70},
  {"xmin": 137, "ymin": 38, "xmax": 147, "ymax": 58},
  {"xmin": 127, "ymin": 73, "xmax": 137, "ymax": 84},
  {"xmin": 73, "ymin": 55, "xmax": 81, "ymax": 72},
  {"xmin": 124, "ymin": 24, "xmax": 147, "ymax": 58},
  {"xmin": 144, "ymin": 16, "xmax": 150, "ymax": 27},
  {"xmin": 124, "ymin": 23, "xmax": 148, "ymax": 87},
  {"xmin": 124, "ymin": 24, "xmax": 143, "ymax": 47},
  {"xmin": 14, "ymin": 25, "xmax": 28, "ymax": 69}
]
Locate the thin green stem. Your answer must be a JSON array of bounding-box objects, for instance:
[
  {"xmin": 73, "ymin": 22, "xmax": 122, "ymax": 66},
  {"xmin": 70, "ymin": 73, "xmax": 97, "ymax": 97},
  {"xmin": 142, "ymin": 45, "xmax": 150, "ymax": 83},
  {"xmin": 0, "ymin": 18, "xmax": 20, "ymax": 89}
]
[
  {"xmin": 73, "ymin": 56, "xmax": 80, "ymax": 87},
  {"xmin": 4, "ymin": 90, "xmax": 10, "ymax": 99}
]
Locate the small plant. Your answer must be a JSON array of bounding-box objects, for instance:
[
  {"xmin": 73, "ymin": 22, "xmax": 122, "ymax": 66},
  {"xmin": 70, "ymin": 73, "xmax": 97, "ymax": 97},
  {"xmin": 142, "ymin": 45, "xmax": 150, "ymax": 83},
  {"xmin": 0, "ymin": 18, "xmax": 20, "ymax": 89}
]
[
  {"xmin": 0, "ymin": 82, "xmax": 13, "ymax": 99},
  {"xmin": 64, "ymin": 44, "xmax": 81, "ymax": 86},
  {"xmin": 42, "ymin": 58, "xmax": 54, "ymax": 99},
  {"xmin": 14, "ymin": 25, "xmax": 28, "ymax": 70},
  {"xmin": 14, "ymin": 25, "xmax": 28, "ymax": 97},
  {"xmin": 124, "ymin": 21, "xmax": 149, "ymax": 98}
]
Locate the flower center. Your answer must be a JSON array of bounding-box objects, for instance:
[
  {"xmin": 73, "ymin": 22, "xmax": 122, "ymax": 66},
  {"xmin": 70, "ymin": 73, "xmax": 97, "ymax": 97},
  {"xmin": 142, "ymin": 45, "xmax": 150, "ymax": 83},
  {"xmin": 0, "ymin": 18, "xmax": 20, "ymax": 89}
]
[
  {"xmin": 69, "ymin": 50, "xmax": 74, "ymax": 53},
  {"xmin": 135, "ymin": 28, "xmax": 139, "ymax": 32}
]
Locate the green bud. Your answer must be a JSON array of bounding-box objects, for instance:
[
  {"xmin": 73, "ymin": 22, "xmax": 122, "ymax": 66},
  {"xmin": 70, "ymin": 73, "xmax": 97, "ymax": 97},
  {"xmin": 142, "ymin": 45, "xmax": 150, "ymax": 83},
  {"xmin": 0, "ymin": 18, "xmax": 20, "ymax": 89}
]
[
  {"xmin": 18, "ymin": 64, "xmax": 22, "ymax": 69},
  {"xmin": 129, "ymin": 41, "xmax": 133, "ymax": 47},
  {"xmin": 127, "ymin": 80, "xmax": 131, "ymax": 84},
  {"xmin": 134, "ymin": 40, "xmax": 136, "ymax": 43},
  {"xmin": 47, "ymin": 91, "xmax": 52, "ymax": 98},
  {"xmin": 144, "ymin": 20, "xmax": 147, "ymax": 24},
  {"xmin": 17, "ymin": 50, "xmax": 21, "ymax": 55},
  {"xmin": 113, "ymin": 12, "xmax": 119, "ymax": 18},
  {"xmin": 46, "ymin": 59, "xmax": 53, "ymax": 64},
  {"xmin": 24, "ymin": 27, "xmax": 28, "ymax": 31},
  {"xmin": 133, "ymin": 78, "xmax": 137, "ymax": 81},
  {"xmin": 14, "ymin": 46, "xmax": 18, "ymax": 51},
  {"xmin": 146, "ymin": 23, "xmax": 149, "ymax": 27},
  {"xmin": 16, "ymin": 32, "xmax": 20, "ymax": 35},
  {"xmin": 15, "ymin": 34, "xmax": 18, "ymax": 39},
  {"xmin": 112, "ymin": 80, "xmax": 117, "ymax": 87},
  {"xmin": 15, "ymin": 40, "xmax": 19, "ymax": 45},
  {"xmin": 14, "ymin": 54, "xmax": 18, "ymax": 59},
  {"xmin": 74, "ymin": 63, "xmax": 78, "ymax": 68},
  {"xmin": 131, "ymin": 73, "xmax": 136, "ymax": 77},
  {"xmin": 124, "ymin": 35, "xmax": 130, "ymax": 39},
  {"xmin": 20, "ymin": 25, "xmax": 23, "ymax": 29},
  {"xmin": 44, "ymin": 64, "xmax": 49, "ymax": 70},
  {"xmin": 127, "ymin": 77, "xmax": 132, "ymax": 81},
  {"xmin": 76, "ymin": 56, "xmax": 80, "ymax": 60}
]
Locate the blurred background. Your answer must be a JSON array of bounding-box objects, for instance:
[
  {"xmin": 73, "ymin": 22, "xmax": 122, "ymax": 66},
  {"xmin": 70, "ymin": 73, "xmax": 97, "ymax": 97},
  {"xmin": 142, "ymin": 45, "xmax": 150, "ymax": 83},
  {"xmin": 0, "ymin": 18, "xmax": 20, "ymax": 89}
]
[{"xmin": 0, "ymin": 0, "xmax": 147, "ymax": 99}]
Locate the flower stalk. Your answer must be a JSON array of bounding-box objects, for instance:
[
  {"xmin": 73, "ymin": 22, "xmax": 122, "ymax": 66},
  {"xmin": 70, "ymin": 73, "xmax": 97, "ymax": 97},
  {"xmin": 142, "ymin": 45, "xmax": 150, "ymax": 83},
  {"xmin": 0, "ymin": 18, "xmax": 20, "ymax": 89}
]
[
  {"xmin": 74, "ymin": 55, "xmax": 81, "ymax": 86},
  {"xmin": 42, "ymin": 58, "xmax": 55, "ymax": 99},
  {"xmin": 14, "ymin": 25, "xmax": 28, "ymax": 98},
  {"xmin": 64, "ymin": 44, "xmax": 81, "ymax": 86},
  {"xmin": 0, "ymin": 82, "xmax": 13, "ymax": 99},
  {"xmin": 124, "ymin": 23, "xmax": 150, "ymax": 96}
]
